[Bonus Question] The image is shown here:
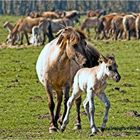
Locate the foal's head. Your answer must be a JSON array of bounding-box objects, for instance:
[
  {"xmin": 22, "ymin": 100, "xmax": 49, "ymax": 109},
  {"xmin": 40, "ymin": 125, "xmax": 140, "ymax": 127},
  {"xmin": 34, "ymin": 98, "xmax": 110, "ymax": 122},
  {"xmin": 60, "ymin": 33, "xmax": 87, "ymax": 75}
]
[{"xmin": 102, "ymin": 55, "xmax": 121, "ymax": 82}]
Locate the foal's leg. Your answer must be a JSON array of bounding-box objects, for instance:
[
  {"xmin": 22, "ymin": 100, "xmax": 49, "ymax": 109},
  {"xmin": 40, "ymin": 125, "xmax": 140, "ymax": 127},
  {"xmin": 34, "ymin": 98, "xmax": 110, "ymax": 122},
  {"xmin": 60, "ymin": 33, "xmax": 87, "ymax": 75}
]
[
  {"xmin": 83, "ymin": 97, "xmax": 90, "ymax": 121},
  {"xmin": 45, "ymin": 81, "xmax": 56, "ymax": 133},
  {"xmin": 74, "ymin": 96, "xmax": 82, "ymax": 129},
  {"xmin": 97, "ymin": 92, "xmax": 110, "ymax": 132},
  {"xmin": 61, "ymin": 91, "xmax": 80, "ymax": 132},
  {"xmin": 87, "ymin": 89, "xmax": 97, "ymax": 135}
]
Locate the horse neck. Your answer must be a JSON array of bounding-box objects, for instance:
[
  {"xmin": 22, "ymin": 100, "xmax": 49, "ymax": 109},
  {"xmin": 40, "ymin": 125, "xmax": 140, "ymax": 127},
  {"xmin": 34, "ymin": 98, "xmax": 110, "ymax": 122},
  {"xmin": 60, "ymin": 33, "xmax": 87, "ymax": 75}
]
[
  {"xmin": 96, "ymin": 62, "xmax": 108, "ymax": 80},
  {"xmin": 5, "ymin": 23, "xmax": 14, "ymax": 32}
]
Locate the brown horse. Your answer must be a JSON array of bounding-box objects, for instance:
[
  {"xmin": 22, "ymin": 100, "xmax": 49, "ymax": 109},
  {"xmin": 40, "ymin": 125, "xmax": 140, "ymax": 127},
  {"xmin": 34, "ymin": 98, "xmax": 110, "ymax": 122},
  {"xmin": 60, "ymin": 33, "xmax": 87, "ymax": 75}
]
[
  {"xmin": 8, "ymin": 17, "xmax": 51, "ymax": 45},
  {"xmin": 111, "ymin": 15, "xmax": 124, "ymax": 40},
  {"xmin": 29, "ymin": 11, "xmax": 59, "ymax": 19},
  {"xmin": 87, "ymin": 9, "xmax": 106, "ymax": 18},
  {"xmin": 123, "ymin": 15, "xmax": 136, "ymax": 40},
  {"xmin": 100, "ymin": 13, "xmax": 119, "ymax": 39},
  {"xmin": 36, "ymin": 27, "xmax": 100, "ymax": 133},
  {"xmin": 80, "ymin": 17, "xmax": 102, "ymax": 39}
]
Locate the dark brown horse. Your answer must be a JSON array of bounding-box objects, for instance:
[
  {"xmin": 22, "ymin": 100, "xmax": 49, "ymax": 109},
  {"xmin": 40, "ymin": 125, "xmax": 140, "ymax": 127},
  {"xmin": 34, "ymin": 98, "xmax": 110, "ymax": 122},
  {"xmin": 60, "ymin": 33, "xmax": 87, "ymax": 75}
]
[{"xmin": 36, "ymin": 27, "xmax": 100, "ymax": 133}]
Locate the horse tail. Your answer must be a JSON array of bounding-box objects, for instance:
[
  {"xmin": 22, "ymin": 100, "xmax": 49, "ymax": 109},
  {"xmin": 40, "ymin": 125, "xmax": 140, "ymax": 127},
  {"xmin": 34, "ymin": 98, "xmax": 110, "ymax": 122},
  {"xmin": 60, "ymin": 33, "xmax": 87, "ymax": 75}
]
[
  {"xmin": 97, "ymin": 19, "xmax": 104, "ymax": 33},
  {"xmin": 125, "ymin": 19, "xmax": 130, "ymax": 31},
  {"xmin": 46, "ymin": 20, "xmax": 54, "ymax": 42}
]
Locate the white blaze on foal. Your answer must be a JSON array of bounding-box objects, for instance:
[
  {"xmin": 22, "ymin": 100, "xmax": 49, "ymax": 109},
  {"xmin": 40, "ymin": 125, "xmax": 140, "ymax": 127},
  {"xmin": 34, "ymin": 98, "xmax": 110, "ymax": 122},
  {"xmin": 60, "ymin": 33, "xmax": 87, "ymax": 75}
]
[{"xmin": 61, "ymin": 55, "xmax": 121, "ymax": 135}]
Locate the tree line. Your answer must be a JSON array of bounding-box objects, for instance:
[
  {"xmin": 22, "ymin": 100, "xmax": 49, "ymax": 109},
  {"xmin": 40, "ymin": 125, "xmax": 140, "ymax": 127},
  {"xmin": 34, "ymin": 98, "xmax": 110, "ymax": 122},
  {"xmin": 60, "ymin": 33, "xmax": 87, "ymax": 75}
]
[{"xmin": 0, "ymin": 0, "xmax": 140, "ymax": 15}]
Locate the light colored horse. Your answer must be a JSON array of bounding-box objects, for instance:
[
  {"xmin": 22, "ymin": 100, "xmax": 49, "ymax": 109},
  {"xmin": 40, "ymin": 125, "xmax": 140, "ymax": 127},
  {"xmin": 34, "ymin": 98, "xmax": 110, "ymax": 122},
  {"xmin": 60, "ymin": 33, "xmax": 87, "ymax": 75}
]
[
  {"xmin": 61, "ymin": 55, "xmax": 121, "ymax": 136},
  {"xmin": 36, "ymin": 27, "xmax": 100, "ymax": 133},
  {"xmin": 135, "ymin": 14, "xmax": 140, "ymax": 39},
  {"xmin": 29, "ymin": 25, "xmax": 44, "ymax": 46}
]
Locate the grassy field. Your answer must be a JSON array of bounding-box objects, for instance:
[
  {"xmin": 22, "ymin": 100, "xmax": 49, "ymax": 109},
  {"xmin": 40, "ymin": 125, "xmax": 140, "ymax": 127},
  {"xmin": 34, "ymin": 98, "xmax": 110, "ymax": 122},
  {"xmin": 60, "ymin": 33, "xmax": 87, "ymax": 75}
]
[{"xmin": 0, "ymin": 16, "xmax": 140, "ymax": 139}]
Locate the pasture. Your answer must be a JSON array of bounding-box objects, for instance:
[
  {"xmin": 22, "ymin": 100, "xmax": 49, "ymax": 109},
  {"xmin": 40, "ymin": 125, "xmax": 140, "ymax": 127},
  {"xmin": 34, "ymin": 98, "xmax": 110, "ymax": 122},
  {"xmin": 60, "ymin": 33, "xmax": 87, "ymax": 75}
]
[{"xmin": 0, "ymin": 16, "xmax": 140, "ymax": 139}]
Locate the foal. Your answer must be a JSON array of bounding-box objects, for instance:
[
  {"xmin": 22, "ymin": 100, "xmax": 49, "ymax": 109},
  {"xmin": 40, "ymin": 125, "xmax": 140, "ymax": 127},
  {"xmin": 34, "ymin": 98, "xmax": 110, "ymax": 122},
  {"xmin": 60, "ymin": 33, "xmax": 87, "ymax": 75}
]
[{"xmin": 61, "ymin": 55, "xmax": 121, "ymax": 135}]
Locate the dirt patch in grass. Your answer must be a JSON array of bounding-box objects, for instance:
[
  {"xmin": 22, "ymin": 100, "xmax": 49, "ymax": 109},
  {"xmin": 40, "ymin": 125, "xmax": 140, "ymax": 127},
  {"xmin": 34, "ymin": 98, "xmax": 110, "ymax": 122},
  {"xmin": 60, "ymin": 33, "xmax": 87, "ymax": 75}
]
[
  {"xmin": 124, "ymin": 110, "xmax": 140, "ymax": 117},
  {"xmin": 0, "ymin": 42, "xmax": 34, "ymax": 49}
]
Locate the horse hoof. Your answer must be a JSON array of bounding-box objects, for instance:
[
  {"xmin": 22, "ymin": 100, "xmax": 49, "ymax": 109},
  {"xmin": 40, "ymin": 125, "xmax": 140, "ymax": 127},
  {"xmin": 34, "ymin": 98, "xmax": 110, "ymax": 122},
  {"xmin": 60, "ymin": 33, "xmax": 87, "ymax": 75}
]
[
  {"xmin": 60, "ymin": 128, "xmax": 64, "ymax": 132},
  {"xmin": 49, "ymin": 126, "xmax": 58, "ymax": 133},
  {"xmin": 89, "ymin": 132, "xmax": 97, "ymax": 137},
  {"xmin": 100, "ymin": 127, "xmax": 105, "ymax": 132},
  {"xmin": 73, "ymin": 123, "xmax": 81, "ymax": 130}
]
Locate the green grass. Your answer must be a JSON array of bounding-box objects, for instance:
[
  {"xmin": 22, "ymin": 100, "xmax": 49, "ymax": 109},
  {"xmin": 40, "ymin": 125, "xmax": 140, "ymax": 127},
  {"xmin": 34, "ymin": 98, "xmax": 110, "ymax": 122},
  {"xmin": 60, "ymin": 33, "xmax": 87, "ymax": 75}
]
[{"xmin": 0, "ymin": 16, "xmax": 140, "ymax": 139}]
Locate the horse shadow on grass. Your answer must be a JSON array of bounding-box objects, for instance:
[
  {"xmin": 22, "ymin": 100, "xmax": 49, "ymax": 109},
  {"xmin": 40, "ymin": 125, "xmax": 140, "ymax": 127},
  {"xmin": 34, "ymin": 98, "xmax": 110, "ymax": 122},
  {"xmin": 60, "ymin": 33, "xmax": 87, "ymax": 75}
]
[{"xmin": 104, "ymin": 126, "xmax": 140, "ymax": 137}]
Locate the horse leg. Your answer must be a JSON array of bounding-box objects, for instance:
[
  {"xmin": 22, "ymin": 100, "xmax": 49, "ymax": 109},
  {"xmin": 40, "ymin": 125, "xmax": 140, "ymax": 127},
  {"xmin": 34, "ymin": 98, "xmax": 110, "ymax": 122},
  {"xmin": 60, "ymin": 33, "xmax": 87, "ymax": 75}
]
[
  {"xmin": 87, "ymin": 88, "xmax": 97, "ymax": 136},
  {"xmin": 59, "ymin": 83, "xmax": 70, "ymax": 125},
  {"xmin": 74, "ymin": 96, "xmax": 82, "ymax": 130},
  {"xmin": 127, "ymin": 30, "xmax": 131, "ymax": 40},
  {"xmin": 97, "ymin": 92, "xmax": 110, "ymax": 132},
  {"xmin": 24, "ymin": 32, "xmax": 30, "ymax": 45},
  {"xmin": 54, "ymin": 90, "xmax": 63, "ymax": 129},
  {"xmin": 45, "ymin": 81, "xmax": 56, "ymax": 133},
  {"xmin": 83, "ymin": 97, "xmax": 90, "ymax": 121},
  {"xmin": 20, "ymin": 33, "xmax": 24, "ymax": 45},
  {"xmin": 61, "ymin": 90, "xmax": 80, "ymax": 132},
  {"xmin": 41, "ymin": 32, "xmax": 46, "ymax": 45}
]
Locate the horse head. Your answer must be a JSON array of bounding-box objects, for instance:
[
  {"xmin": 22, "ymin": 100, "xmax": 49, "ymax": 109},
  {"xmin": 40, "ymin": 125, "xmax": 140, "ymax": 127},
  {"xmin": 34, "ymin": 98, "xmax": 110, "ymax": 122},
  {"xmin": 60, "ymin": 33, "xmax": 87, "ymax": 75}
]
[
  {"xmin": 56, "ymin": 27, "xmax": 87, "ymax": 67},
  {"xmin": 101, "ymin": 54, "xmax": 121, "ymax": 82}
]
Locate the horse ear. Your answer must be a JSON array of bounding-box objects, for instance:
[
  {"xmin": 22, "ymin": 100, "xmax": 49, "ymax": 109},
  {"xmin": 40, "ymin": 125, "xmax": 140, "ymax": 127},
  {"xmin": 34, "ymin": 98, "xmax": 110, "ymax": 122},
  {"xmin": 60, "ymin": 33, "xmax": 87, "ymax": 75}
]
[{"xmin": 101, "ymin": 54, "xmax": 108, "ymax": 63}]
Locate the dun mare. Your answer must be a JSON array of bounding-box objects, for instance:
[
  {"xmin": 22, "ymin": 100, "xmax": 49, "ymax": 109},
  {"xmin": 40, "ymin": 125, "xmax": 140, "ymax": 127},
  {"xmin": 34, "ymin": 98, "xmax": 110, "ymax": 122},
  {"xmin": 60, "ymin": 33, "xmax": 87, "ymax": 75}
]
[
  {"xmin": 36, "ymin": 27, "xmax": 100, "ymax": 133},
  {"xmin": 61, "ymin": 55, "xmax": 121, "ymax": 135}
]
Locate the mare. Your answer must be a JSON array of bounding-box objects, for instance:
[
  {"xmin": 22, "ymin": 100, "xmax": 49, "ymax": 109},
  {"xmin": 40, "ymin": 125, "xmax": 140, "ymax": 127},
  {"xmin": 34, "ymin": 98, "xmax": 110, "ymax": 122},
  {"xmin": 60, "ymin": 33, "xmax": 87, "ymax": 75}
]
[{"xmin": 36, "ymin": 27, "xmax": 100, "ymax": 133}]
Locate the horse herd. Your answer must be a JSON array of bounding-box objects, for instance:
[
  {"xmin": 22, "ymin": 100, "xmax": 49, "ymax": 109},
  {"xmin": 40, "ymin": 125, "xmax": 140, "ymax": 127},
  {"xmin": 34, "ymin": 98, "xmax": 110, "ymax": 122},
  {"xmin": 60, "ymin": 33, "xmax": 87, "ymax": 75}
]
[
  {"xmin": 3, "ymin": 9, "xmax": 140, "ymax": 47},
  {"xmin": 3, "ymin": 10, "xmax": 80, "ymax": 46},
  {"xmin": 3, "ymin": 10, "xmax": 122, "ymax": 136},
  {"xmin": 83, "ymin": 11, "xmax": 140, "ymax": 40}
]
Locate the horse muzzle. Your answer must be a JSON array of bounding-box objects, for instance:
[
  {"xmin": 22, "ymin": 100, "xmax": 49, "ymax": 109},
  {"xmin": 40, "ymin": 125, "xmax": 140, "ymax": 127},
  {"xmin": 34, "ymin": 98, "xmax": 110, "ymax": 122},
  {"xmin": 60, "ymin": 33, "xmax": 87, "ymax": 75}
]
[{"xmin": 113, "ymin": 73, "xmax": 121, "ymax": 82}]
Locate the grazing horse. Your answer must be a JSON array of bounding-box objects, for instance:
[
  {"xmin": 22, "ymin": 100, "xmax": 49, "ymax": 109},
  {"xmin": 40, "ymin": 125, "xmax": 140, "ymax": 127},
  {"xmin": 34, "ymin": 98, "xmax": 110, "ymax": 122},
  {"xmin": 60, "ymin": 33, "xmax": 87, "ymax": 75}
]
[
  {"xmin": 3, "ymin": 21, "xmax": 20, "ymax": 44},
  {"xmin": 36, "ymin": 27, "xmax": 100, "ymax": 133},
  {"xmin": 61, "ymin": 55, "xmax": 121, "ymax": 135},
  {"xmin": 8, "ymin": 17, "xmax": 52, "ymax": 45}
]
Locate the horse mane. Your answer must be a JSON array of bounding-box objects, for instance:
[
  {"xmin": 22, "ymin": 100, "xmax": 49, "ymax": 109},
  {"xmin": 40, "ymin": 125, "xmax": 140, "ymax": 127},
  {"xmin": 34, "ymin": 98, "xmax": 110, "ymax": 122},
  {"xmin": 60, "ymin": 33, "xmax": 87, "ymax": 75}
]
[
  {"xmin": 55, "ymin": 27, "xmax": 100, "ymax": 67},
  {"xmin": 75, "ymin": 29, "xmax": 86, "ymax": 39},
  {"xmin": 83, "ymin": 43, "xmax": 100, "ymax": 67}
]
